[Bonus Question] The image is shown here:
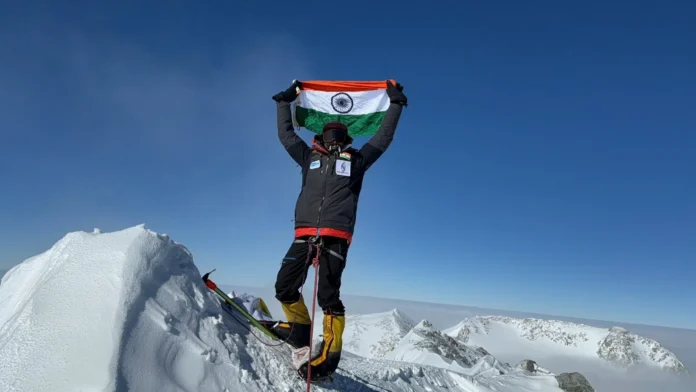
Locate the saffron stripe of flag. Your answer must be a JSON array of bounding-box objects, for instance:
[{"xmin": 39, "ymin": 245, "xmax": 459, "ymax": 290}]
[{"xmin": 293, "ymin": 80, "xmax": 395, "ymax": 137}]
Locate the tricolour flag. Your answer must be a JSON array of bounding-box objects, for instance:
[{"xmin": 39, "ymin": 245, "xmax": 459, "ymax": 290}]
[{"xmin": 293, "ymin": 80, "xmax": 395, "ymax": 137}]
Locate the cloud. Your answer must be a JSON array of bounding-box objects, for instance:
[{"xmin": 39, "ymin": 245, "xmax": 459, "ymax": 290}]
[
  {"xmin": 541, "ymin": 356, "xmax": 694, "ymax": 392},
  {"xmin": 0, "ymin": 15, "xmax": 317, "ymax": 249},
  {"xmin": 0, "ymin": 21, "xmax": 313, "ymax": 150}
]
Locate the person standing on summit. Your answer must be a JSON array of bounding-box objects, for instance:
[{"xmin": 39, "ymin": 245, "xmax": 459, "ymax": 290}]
[{"xmin": 269, "ymin": 80, "xmax": 408, "ymax": 381}]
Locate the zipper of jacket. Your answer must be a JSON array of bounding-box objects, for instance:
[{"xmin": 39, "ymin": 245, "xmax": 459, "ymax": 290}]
[{"xmin": 316, "ymin": 155, "xmax": 332, "ymax": 234}]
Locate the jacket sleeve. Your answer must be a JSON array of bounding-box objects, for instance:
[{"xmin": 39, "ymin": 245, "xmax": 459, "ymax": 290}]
[
  {"xmin": 358, "ymin": 103, "xmax": 403, "ymax": 170},
  {"xmin": 277, "ymin": 101, "xmax": 310, "ymax": 166}
]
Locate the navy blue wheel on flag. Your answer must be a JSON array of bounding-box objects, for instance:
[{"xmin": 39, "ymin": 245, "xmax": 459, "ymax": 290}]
[{"xmin": 331, "ymin": 93, "xmax": 354, "ymax": 114}]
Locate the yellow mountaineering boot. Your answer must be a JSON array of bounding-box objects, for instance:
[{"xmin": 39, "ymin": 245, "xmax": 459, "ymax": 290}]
[
  {"xmin": 281, "ymin": 295, "xmax": 312, "ymax": 325},
  {"xmin": 269, "ymin": 295, "xmax": 312, "ymax": 348},
  {"xmin": 299, "ymin": 311, "xmax": 345, "ymax": 382}
]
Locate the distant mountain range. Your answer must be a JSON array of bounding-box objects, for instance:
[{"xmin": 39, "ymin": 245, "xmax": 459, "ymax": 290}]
[
  {"xmin": 443, "ymin": 315, "xmax": 688, "ymax": 374},
  {"xmin": 341, "ymin": 310, "xmax": 689, "ymax": 376}
]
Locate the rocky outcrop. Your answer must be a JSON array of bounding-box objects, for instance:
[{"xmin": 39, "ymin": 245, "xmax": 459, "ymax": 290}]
[
  {"xmin": 384, "ymin": 320, "xmax": 511, "ymax": 376},
  {"xmin": 515, "ymin": 359, "xmax": 595, "ymax": 392},
  {"xmin": 411, "ymin": 320, "xmax": 495, "ymax": 368},
  {"xmin": 519, "ymin": 359, "xmax": 538, "ymax": 372},
  {"xmin": 597, "ymin": 326, "xmax": 688, "ymax": 374},
  {"xmin": 555, "ymin": 372, "xmax": 595, "ymax": 392},
  {"xmin": 596, "ymin": 326, "xmax": 641, "ymax": 365}
]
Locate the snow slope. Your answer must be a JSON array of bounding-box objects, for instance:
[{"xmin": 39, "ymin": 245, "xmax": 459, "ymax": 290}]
[
  {"xmin": 443, "ymin": 316, "xmax": 689, "ymax": 374},
  {"xmin": 0, "ymin": 225, "xmax": 574, "ymax": 392},
  {"xmin": 385, "ymin": 319, "xmax": 511, "ymax": 377},
  {"xmin": 343, "ymin": 309, "xmax": 416, "ymax": 359}
]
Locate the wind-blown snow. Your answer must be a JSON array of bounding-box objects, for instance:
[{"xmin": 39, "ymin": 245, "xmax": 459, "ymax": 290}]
[{"xmin": 0, "ymin": 225, "xmax": 581, "ymax": 392}]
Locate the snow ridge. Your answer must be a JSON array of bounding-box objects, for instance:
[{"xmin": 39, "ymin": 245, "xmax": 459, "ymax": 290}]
[
  {"xmin": 450, "ymin": 316, "xmax": 591, "ymax": 346},
  {"xmin": 0, "ymin": 226, "xmax": 572, "ymax": 392},
  {"xmin": 444, "ymin": 315, "xmax": 688, "ymax": 374},
  {"xmin": 598, "ymin": 326, "xmax": 687, "ymax": 374},
  {"xmin": 385, "ymin": 319, "xmax": 511, "ymax": 377},
  {"xmin": 344, "ymin": 308, "xmax": 416, "ymax": 359}
]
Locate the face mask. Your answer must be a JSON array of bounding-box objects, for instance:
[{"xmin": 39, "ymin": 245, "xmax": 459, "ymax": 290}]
[{"xmin": 323, "ymin": 128, "xmax": 347, "ymax": 153}]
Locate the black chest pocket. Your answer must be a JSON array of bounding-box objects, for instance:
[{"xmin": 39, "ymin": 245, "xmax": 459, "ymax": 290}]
[{"xmin": 328, "ymin": 158, "xmax": 353, "ymax": 211}]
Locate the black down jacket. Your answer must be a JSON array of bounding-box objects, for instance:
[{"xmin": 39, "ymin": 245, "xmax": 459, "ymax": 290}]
[{"xmin": 277, "ymin": 101, "xmax": 403, "ymax": 240}]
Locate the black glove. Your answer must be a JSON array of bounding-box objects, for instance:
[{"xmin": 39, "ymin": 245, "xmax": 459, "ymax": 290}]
[
  {"xmin": 272, "ymin": 80, "xmax": 302, "ymax": 103},
  {"xmin": 386, "ymin": 80, "xmax": 408, "ymax": 107}
]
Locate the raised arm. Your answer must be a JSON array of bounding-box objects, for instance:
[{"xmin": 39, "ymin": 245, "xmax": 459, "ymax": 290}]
[
  {"xmin": 273, "ymin": 82, "xmax": 310, "ymax": 166},
  {"xmin": 359, "ymin": 103, "xmax": 403, "ymax": 169},
  {"xmin": 277, "ymin": 101, "xmax": 310, "ymax": 166},
  {"xmin": 359, "ymin": 81, "xmax": 408, "ymax": 170}
]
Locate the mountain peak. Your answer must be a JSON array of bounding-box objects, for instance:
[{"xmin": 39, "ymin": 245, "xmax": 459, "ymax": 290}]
[
  {"xmin": 389, "ymin": 308, "xmax": 417, "ymax": 326},
  {"xmin": 444, "ymin": 315, "xmax": 689, "ymax": 375},
  {"xmin": 598, "ymin": 325, "xmax": 688, "ymax": 374},
  {"xmin": 385, "ymin": 317, "xmax": 509, "ymax": 377},
  {"xmin": 343, "ymin": 307, "xmax": 416, "ymax": 359},
  {"xmin": 414, "ymin": 319, "xmax": 435, "ymax": 331},
  {"xmin": 5, "ymin": 226, "xmax": 533, "ymax": 392}
]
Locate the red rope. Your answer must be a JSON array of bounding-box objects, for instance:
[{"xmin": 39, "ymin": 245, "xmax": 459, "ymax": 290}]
[{"xmin": 305, "ymin": 242, "xmax": 321, "ymax": 391}]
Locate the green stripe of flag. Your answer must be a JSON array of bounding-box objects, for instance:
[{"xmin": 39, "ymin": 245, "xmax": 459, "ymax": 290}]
[{"xmin": 295, "ymin": 106, "xmax": 387, "ymax": 137}]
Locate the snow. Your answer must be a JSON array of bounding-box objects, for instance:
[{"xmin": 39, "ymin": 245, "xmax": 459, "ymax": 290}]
[
  {"xmin": 0, "ymin": 225, "xmax": 627, "ymax": 391},
  {"xmin": 343, "ymin": 308, "xmax": 416, "ymax": 359},
  {"xmin": 384, "ymin": 319, "xmax": 510, "ymax": 377},
  {"xmin": 442, "ymin": 316, "xmax": 689, "ymax": 375}
]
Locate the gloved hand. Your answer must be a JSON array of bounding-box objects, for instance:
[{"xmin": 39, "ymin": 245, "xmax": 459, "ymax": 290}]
[
  {"xmin": 272, "ymin": 80, "xmax": 302, "ymax": 103},
  {"xmin": 386, "ymin": 80, "xmax": 408, "ymax": 107}
]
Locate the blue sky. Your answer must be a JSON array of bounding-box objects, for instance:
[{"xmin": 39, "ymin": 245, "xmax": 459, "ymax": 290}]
[{"xmin": 1, "ymin": 0, "xmax": 694, "ymax": 329}]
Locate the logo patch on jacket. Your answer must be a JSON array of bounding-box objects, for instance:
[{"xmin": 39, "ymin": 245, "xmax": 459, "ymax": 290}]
[
  {"xmin": 336, "ymin": 160, "xmax": 351, "ymax": 177},
  {"xmin": 339, "ymin": 152, "xmax": 351, "ymax": 161},
  {"xmin": 310, "ymin": 160, "xmax": 320, "ymax": 169}
]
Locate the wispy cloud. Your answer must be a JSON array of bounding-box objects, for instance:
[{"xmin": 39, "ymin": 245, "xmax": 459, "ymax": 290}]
[
  {"xmin": 0, "ymin": 15, "xmax": 318, "ymax": 271},
  {"xmin": 1, "ymin": 21, "xmax": 313, "ymax": 150}
]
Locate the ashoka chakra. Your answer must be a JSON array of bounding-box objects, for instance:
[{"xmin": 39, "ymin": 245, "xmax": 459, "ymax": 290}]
[{"xmin": 331, "ymin": 93, "xmax": 354, "ymax": 114}]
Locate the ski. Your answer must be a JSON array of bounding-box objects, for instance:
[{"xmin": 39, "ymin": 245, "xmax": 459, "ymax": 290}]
[
  {"xmin": 201, "ymin": 270, "xmax": 280, "ymax": 341},
  {"xmin": 201, "ymin": 270, "xmax": 334, "ymax": 386}
]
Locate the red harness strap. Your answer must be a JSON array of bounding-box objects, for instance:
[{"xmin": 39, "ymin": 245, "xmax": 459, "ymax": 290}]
[{"xmin": 294, "ymin": 227, "xmax": 352, "ymax": 243}]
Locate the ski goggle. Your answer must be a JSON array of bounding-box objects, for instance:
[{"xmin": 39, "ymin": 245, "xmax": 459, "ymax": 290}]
[{"xmin": 323, "ymin": 128, "xmax": 347, "ymax": 144}]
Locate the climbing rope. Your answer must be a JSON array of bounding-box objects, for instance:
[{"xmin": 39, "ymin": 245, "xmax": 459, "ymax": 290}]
[{"xmin": 305, "ymin": 239, "xmax": 322, "ymax": 391}]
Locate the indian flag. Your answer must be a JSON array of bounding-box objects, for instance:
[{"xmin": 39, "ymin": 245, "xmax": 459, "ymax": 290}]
[{"xmin": 293, "ymin": 80, "xmax": 395, "ymax": 137}]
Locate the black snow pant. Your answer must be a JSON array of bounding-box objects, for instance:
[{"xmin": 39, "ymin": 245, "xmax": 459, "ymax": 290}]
[{"xmin": 274, "ymin": 236, "xmax": 349, "ymax": 315}]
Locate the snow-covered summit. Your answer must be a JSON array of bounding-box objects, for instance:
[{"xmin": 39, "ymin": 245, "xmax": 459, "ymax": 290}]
[
  {"xmin": 444, "ymin": 315, "xmax": 688, "ymax": 375},
  {"xmin": 343, "ymin": 308, "xmax": 416, "ymax": 359},
  {"xmin": 597, "ymin": 326, "xmax": 687, "ymax": 373},
  {"xmin": 385, "ymin": 319, "xmax": 511, "ymax": 377},
  {"xmin": 0, "ymin": 225, "xmax": 593, "ymax": 392},
  {"xmin": 342, "ymin": 312, "xmax": 510, "ymax": 378}
]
